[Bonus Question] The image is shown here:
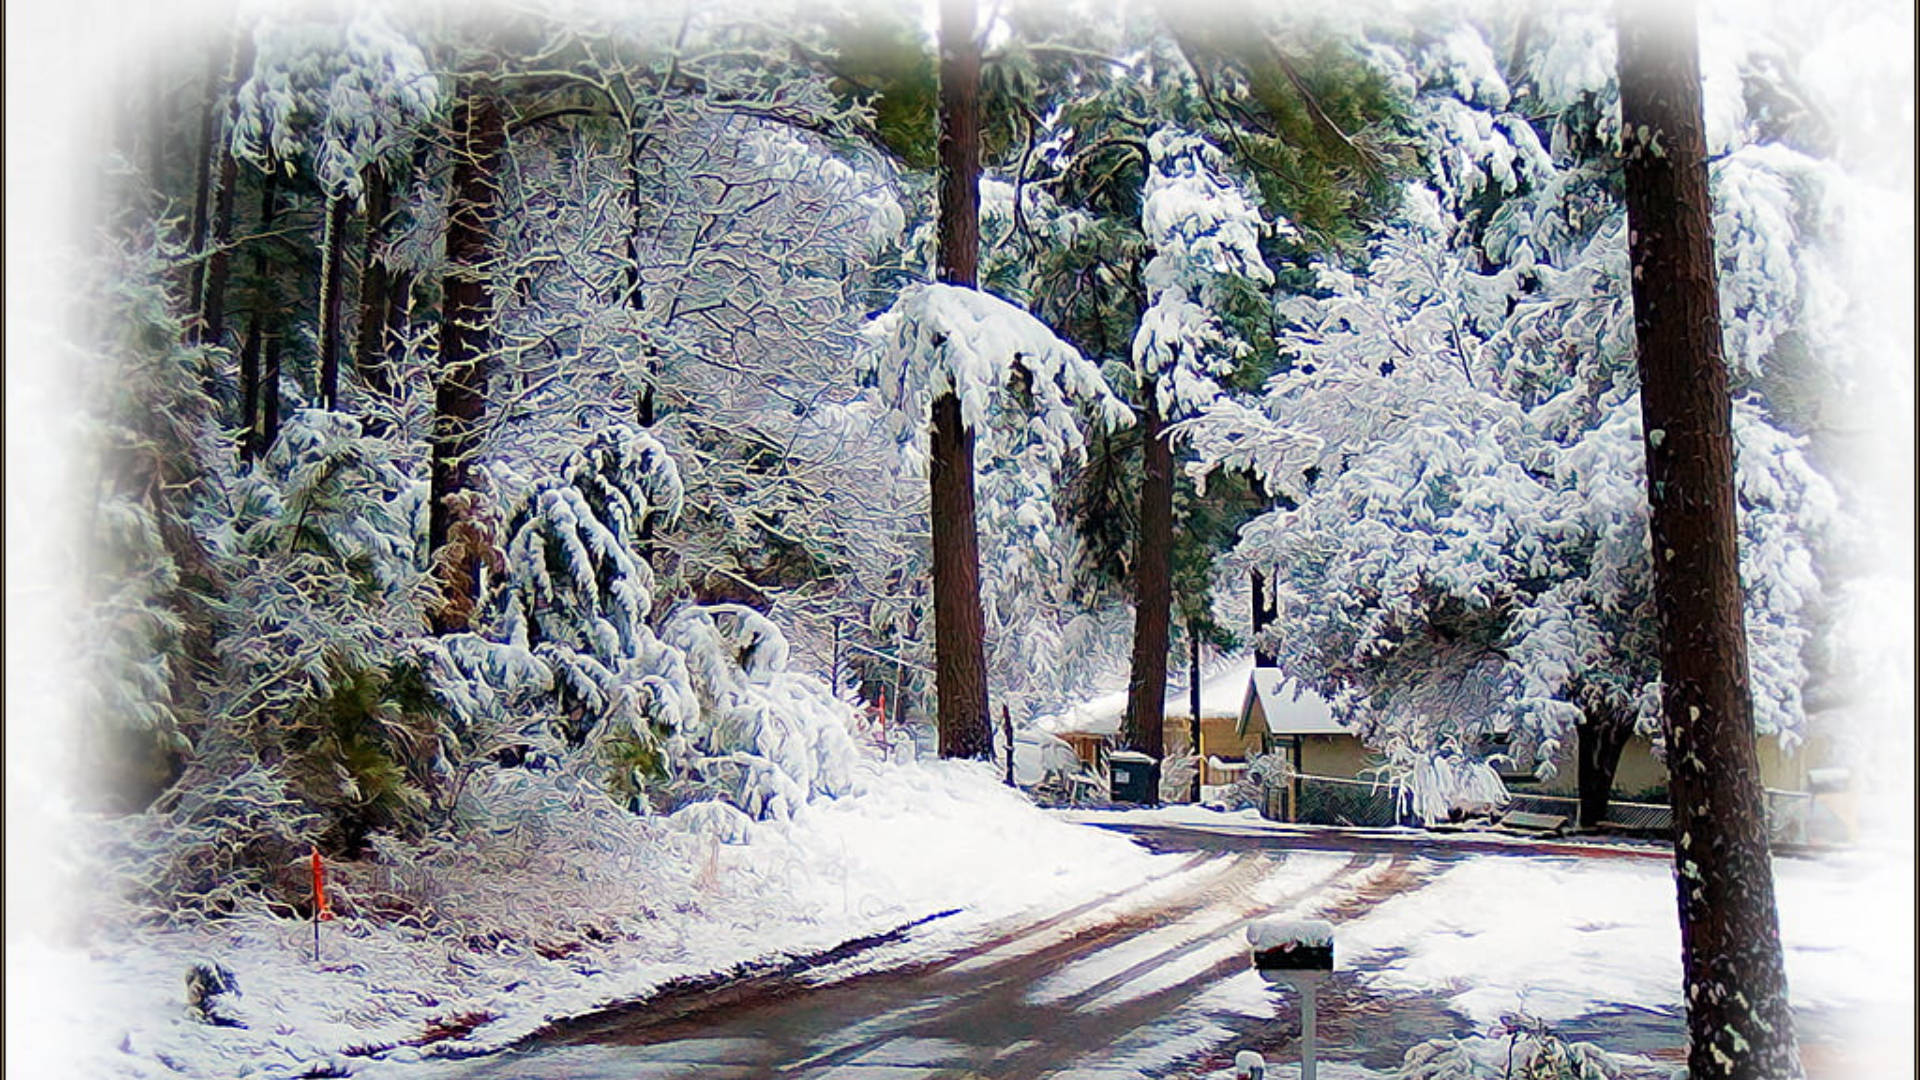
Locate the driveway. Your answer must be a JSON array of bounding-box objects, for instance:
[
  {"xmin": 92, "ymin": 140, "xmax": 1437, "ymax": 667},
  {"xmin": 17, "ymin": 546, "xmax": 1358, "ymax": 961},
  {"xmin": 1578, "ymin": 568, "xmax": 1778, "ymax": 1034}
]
[{"xmin": 399, "ymin": 822, "xmax": 1885, "ymax": 1079}]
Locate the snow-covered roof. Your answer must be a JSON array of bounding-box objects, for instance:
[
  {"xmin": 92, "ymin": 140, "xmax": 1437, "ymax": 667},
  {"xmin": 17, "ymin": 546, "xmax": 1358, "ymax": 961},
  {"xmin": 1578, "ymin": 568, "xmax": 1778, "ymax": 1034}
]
[
  {"xmin": 1039, "ymin": 655, "xmax": 1258, "ymax": 736},
  {"xmin": 1241, "ymin": 668, "xmax": 1347, "ymax": 736}
]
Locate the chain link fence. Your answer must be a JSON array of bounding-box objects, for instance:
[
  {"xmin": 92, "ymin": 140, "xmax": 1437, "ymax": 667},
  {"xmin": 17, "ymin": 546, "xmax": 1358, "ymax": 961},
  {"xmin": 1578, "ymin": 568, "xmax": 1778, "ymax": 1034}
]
[{"xmin": 1265, "ymin": 773, "xmax": 1405, "ymax": 827}]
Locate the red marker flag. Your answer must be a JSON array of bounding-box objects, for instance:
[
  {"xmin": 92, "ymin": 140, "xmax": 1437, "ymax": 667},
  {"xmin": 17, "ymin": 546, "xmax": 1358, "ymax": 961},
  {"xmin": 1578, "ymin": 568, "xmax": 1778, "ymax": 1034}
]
[{"xmin": 310, "ymin": 847, "xmax": 334, "ymax": 922}]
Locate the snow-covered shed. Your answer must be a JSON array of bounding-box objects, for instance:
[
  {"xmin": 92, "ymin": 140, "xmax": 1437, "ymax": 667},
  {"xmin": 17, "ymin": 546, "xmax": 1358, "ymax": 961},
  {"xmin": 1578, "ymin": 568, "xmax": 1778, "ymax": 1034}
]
[
  {"xmin": 1039, "ymin": 655, "xmax": 1269, "ymax": 788},
  {"xmin": 1237, "ymin": 669, "xmax": 1374, "ymax": 822},
  {"xmin": 1238, "ymin": 668, "xmax": 1366, "ymax": 779}
]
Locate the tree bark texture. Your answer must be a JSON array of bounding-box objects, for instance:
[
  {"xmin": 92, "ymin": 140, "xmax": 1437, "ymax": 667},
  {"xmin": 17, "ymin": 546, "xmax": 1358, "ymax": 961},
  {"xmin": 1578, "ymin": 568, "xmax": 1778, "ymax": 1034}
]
[
  {"xmin": 198, "ymin": 29, "xmax": 254, "ymax": 349},
  {"xmin": 1249, "ymin": 476, "xmax": 1277, "ymax": 667},
  {"xmin": 238, "ymin": 316, "xmax": 262, "ymax": 457},
  {"xmin": 1250, "ymin": 567, "xmax": 1277, "ymax": 667},
  {"xmin": 316, "ymin": 194, "xmax": 351, "ymax": 411},
  {"xmin": 1575, "ymin": 707, "xmax": 1634, "ymax": 829},
  {"xmin": 185, "ymin": 43, "xmax": 220, "ymax": 325},
  {"xmin": 930, "ymin": 0, "xmax": 992, "ymax": 760},
  {"xmin": 430, "ymin": 83, "xmax": 506, "ymax": 634},
  {"xmin": 260, "ymin": 329, "xmax": 284, "ymax": 454},
  {"xmin": 239, "ymin": 169, "xmax": 279, "ymax": 461},
  {"xmin": 353, "ymin": 165, "xmax": 398, "ymax": 431},
  {"xmin": 623, "ymin": 127, "xmax": 660, "ymax": 431},
  {"xmin": 1616, "ymin": 4, "xmax": 1802, "ymax": 1076},
  {"xmin": 1123, "ymin": 384, "xmax": 1172, "ymax": 760}
]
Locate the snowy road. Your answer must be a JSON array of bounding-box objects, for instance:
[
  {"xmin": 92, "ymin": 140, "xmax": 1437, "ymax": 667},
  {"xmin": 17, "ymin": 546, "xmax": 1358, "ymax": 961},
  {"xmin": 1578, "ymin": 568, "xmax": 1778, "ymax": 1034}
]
[
  {"xmin": 405, "ymin": 838, "xmax": 1452, "ymax": 1079},
  {"xmin": 388, "ymin": 826, "xmax": 1900, "ymax": 1080}
]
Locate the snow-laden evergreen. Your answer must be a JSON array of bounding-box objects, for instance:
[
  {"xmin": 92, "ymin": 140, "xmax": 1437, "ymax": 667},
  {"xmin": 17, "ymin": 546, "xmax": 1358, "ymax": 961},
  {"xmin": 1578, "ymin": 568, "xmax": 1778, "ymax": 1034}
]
[
  {"xmin": 863, "ymin": 282, "xmax": 1131, "ymax": 449},
  {"xmin": 661, "ymin": 604, "xmax": 860, "ymax": 819},
  {"xmin": 424, "ymin": 424, "xmax": 863, "ymax": 822},
  {"xmin": 1134, "ymin": 129, "xmax": 1279, "ymax": 422},
  {"xmin": 1185, "ymin": 12, "xmax": 1843, "ymax": 783},
  {"xmin": 231, "ymin": 5, "xmax": 439, "ymax": 196},
  {"xmin": 491, "ymin": 97, "xmax": 925, "ymax": 705},
  {"xmin": 861, "ymin": 279, "xmax": 1134, "ymax": 719}
]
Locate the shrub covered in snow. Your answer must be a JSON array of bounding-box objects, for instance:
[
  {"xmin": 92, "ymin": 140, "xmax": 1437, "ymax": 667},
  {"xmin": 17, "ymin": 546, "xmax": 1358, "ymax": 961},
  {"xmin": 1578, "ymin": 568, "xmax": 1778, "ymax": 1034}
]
[
  {"xmin": 1368, "ymin": 739, "xmax": 1512, "ymax": 826},
  {"xmin": 422, "ymin": 427, "xmax": 861, "ymax": 824},
  {"xmin": 1394, "ymin": 1020, "xmax": 1676, "ymax": 1079},
  {"xmin": 660, "ymin": 603, "xmax": 861, "ymax": 819}
]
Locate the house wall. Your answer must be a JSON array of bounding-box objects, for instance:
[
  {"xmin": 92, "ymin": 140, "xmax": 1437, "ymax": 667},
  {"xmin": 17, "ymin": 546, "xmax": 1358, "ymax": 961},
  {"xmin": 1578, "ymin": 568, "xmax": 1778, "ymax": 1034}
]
[
  {"xmin": 1166, "ymin": 715, "xmax": 1263, "ymax": 786},
  {"xmin": 1301, "ymin": 733, "xmax": 1370, "ymax": 778},
  {"xmin": 1059, "ymin": 732, "xmax": 1107, "ymax": 769},
  {"xmin": 1758, "ymin": 733, "xmax": 1818, "ymax": 792},
  {"xmin": 1536, "ymin": 731, "xmax": 1821, "ymax": 798}
]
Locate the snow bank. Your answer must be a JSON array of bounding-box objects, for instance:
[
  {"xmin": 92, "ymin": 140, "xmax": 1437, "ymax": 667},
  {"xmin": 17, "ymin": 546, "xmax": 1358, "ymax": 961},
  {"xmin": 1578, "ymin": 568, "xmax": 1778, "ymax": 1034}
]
[
  {"xmin": 1337, "ymin": 848, "xmax": 1910, "ymax": 1028},
  {"xmin": 20, "ymin": 760, "xmax": 1176, "ymax": 1079}
]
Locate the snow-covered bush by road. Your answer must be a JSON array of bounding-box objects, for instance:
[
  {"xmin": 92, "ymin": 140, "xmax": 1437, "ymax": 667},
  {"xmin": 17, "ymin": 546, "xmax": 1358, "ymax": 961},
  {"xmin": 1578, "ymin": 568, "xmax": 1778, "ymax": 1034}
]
[{"xmin": 661, "ymin": 603, "xmax": 861, "ymax": 819}]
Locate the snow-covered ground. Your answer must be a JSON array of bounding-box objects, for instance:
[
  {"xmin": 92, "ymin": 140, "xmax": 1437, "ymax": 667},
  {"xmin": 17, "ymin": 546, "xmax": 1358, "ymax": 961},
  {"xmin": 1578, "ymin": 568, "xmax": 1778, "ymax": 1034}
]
[
  {"xmin": 1335, "ymin": 847, "xmax": 1912, "ymax": 1028},
  {"xmin": 10, "ymin": 774, "xmax": 1909, "ymax": 1079},
  {"xmin": 1085, "ymin": 804, "xmax": 1912, "ymax": 1076},
  {"xmin": 6, "ymin": 761, "xmax": 1184, "ymax": 1079}
]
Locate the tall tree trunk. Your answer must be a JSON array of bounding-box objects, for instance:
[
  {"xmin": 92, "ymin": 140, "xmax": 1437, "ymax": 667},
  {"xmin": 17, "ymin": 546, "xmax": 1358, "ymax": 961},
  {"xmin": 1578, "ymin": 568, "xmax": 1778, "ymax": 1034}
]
[
  {"xmin": 1123, "ymin": 384, "xmax": 1172, "ymax": 760},
  {"xmin": 623, "ymin": 125, "xmax": 657, "ymax": 428},
  {"xmin": 260, "ymin": 329, "xmax": 284, "ymax": 455},
  {"xmin": 429, "ymin": 82, "xmax": 506, "ymax": 634},
  {"xmin": 929, "ymin": 0, "xmax": 991, "ymax": 760},
  {"xmin": 1617, "ymin": 4, "xmax": 1801, "ymax": 1076},
  {"xmin": 198, "ymin": 28, "xmax": 255, "ymax": 349},
  {"xmin": 316, "ymin": 194, "xmax": 351, "ymax": 411},
  {"xmin": 146, "ymin": 60, "xmax": 168, "ymax": 216},
  {"xmin": 184, "ymin": 43, "xmax": 220, "ymax": 326},
  {"xmin": 239, "ymin": 169, "xmax": 279, "ymax": 461},
  {"xmin": 353, "ymin": 165, "xmax": 397, "ymax": 432},
  {"xmin": 1575, "ymin": 706, "xmax": 1634, "ymax": 829},
  {"xmin": 1249, "ymin": 476, "xmax": 1277, "ymax": 667},
  {"xmin": 623, "ymin": 127, "xmax": 662, "ymax": 556},
  {"xmin": 239, "ymin": 317, "xmax": 262, "ymax": 459},
  {"xmin": 384, "ymin": 267, "xmax": 414, "ymax": 382},
  {"xmin": 1250, "ymin": 568, "xmax": 1277, "ymax": 667}
]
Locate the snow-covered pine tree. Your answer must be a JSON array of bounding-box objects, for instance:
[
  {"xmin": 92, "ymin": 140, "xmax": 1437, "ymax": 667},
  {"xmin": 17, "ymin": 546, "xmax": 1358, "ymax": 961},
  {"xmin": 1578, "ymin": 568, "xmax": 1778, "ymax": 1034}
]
[
  {"xmin": 431, "ymin": 76, "xmax": 507, "ymax": 633},
  {"xmin": 1183, "ymin": 8, "xmax": 1840, "ymax": 826},
  {"xmin": 227, "ymin": 6, "xmax": 440, "ymax": 410},
  {"xmin": 429, "ymin": 424, "xmax": 863, "ymax": 821},
  {"xmin": 1121, "ymin": 128, "xmax": 1284, "ymax": 760},
  {"xmin": 479, "ymin": 425, "xmax": 691, "ymax": 758}
]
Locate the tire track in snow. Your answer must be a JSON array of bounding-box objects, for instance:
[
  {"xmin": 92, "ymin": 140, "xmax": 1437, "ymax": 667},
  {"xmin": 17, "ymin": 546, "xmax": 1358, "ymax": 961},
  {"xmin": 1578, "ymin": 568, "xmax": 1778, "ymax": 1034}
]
[
  {"xmin": 455, "ymin": 845, "xmax": 1456, "ymax": 1078},
  {"xmin": 1029, "ymin": 853, "xmax": 1369, "ymax": 1010},
  {"xmin": 997, "ymin": 855, "xmax": 1434, "ymax": 1080},
  {"xmin": 770, "ymin": 853, "xmax": 1393, "ymax": 1078},
  {"xmin": 758, "ymin": 853, "xmax": 1291, "ymax": 1073}
]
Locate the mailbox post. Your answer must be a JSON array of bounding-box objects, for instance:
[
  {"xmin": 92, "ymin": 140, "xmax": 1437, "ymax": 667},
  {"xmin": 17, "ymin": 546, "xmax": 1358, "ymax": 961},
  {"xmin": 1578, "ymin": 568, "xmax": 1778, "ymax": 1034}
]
[{"xmin": 1247, "ymin": 917, "xmax": 1334, "ymax": 1080}]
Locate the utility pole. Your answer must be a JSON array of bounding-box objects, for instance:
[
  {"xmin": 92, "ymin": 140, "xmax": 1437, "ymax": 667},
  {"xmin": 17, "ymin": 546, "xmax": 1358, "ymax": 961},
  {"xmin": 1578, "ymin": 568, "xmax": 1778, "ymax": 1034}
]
[{"xmin": 1189, "ymin": 623, "xmax": 1203, "ymax": 802}]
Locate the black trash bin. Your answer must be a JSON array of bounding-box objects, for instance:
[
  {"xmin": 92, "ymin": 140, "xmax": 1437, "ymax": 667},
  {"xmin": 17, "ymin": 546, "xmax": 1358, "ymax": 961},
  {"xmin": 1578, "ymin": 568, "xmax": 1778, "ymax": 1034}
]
[{"xmin": 1108, "ymin": 750, "xmax": 1160, "ymax": 805}]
